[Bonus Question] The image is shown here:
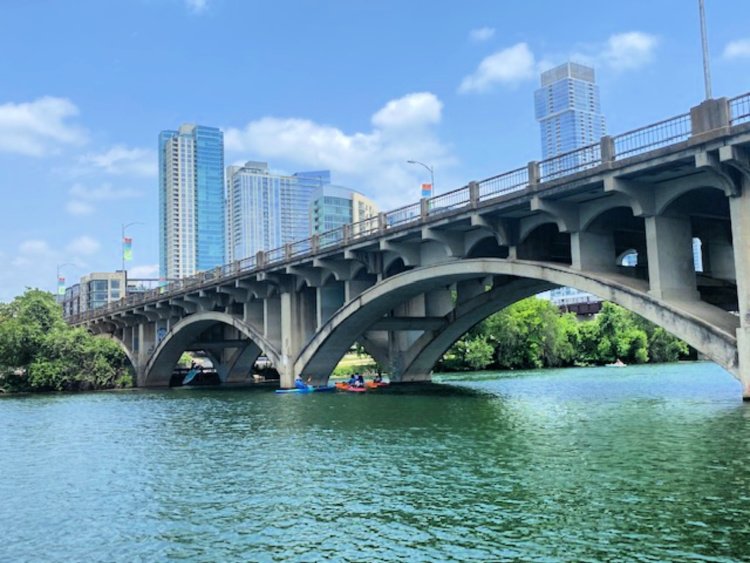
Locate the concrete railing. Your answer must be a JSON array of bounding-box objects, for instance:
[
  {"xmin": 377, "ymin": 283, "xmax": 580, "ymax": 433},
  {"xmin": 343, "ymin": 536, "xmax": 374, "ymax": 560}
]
[{"xmin": 68, "ymin": 90, "xmax": 750, "ymax": 325}]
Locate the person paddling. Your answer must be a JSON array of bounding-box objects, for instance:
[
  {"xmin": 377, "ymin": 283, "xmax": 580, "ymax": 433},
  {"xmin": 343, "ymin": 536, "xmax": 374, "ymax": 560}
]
[{"xmin": 295, "ymin": 375, "xmax": 310, "ymax": 390}]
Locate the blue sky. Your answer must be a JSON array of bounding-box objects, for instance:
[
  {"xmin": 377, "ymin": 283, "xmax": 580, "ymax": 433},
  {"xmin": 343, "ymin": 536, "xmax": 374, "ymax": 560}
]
[{"xmin": 1, "ymin": 0, "xmax": 749, "ymax": 301}]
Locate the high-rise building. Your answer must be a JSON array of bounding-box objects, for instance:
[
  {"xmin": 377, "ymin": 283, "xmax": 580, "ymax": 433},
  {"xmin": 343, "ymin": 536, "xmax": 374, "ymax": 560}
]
[
  {"xmin": 534, "ymin": 63, "xmax": 605, "ymax": 306},
  {"xmin": 159, "ymin": 124, "xmax": 225, "ymax": 279},
  {"xmin": 310, "ymin": 185, "xmax": 379, "ymax": 234},
  {"xmin": 534, "ymin": 62, "xmax": 606, "ymax": 160},
  {"xmin": 225, "ymin": 162, "xmax": 326, "ymax": 262}
]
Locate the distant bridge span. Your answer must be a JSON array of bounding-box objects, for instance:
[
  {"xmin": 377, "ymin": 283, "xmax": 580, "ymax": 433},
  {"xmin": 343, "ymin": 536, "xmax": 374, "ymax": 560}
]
[{"xmin": 69, "ymin": 94, "xmax": 750, "ymax": 398}]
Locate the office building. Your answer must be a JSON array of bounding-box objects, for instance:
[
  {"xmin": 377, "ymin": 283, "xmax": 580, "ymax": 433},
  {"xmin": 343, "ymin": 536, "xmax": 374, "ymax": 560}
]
[
  {"xmin": 159, "ymin": 124, "xmax": 225, "ymax": 279},
  {"xmin": 225, "ymin": 162, "xmax": 326, "ymax": 262},
  {"xmin": 534, "ymin": 62, "xmax": 606, "ymax": 160},
  {"xmin": 310, "ymin": 185, "xmax": 379, "ymax": 235},
  {"xmin": 535, "ymin": 63, "xmax": 605, "ymax": 306}
]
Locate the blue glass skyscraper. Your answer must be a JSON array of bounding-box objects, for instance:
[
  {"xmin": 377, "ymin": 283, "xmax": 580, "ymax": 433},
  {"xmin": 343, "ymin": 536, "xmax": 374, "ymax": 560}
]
[
  {"xmin": 534, "ymin": 62, "xmax": 606, "ymax": 159},
  {"xmin": 159, "ymin": 124, "xmax": 225, "ymax": 279}
]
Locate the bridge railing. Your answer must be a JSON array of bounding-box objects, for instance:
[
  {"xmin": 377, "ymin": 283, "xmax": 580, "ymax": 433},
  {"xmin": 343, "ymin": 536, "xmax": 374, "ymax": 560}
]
[
  {"xmin": 612, "ymin": 113, "xmax": 691, "ymax": 159},
  {"xmin": 539, "ymin": 142, "xmax": 601, "ymax": 182},
  {"xmin": 428, "ymin": 184, "xmax": 470, "ymax": 216},
  {"xmin": 384, "ymin": 201, "xmax": 421, "ymax": 228},
  {"xmin": 730, "ymin": 92, "xmax": 750, "ymax": 126},
  {"xmin": 75, "ymin": 90, "xmax": 750, "ymax": 324},
  {"xmin": 477, "ymin": 166, "xmax": 529, "ymax": 201}
]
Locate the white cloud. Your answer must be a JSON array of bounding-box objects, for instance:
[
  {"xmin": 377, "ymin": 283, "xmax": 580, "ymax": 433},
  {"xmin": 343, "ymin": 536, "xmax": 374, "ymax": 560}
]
[
  {"xmin": 19, "ymin": 240, "xmax": 52, "ymax": 255},
  {"xmin": 66, "ymin": 182, "xmax": 141, "ymax": 215},
  {"xmin": 371, "ymin": 92, "xmax": 442, "ymax": 129},
  {"xmin": 79, "ymin": 146, "xmax": 156, "ymax": 177},
  {"xmin": 185, "ymin": 0, "xmax": 208, "ymax": 13},
  {"xmin": 0, "ymin": 96, "xmax": 86, "ymax": 156},
  {"xmin": 469, "ymin": 27, "xmax": 495, "ymax": 43},
  {"xmin": 459, "ymin": 43, "xmax": 537, "ymax": 93},
  {"xmin": 66, "ymin": 200, "xmax": 95, "ymax": 216},
  {"xmin": 128, "ymin": 264, "xmax": 159, "ymax": 278},
  {"xmin": 724, "ymin": 39, "xmax": 750, "ymax": 60},
  {"xmin": 66, "ymin": 236, "xmax": 100, "ymax": 256},
  {"xmin": 224, "ymin": 92, "xmax": 454, "ymax": 209},
  {"xmin": 599, "ymin": 32, "xmax": 658, "ymax": 71}
]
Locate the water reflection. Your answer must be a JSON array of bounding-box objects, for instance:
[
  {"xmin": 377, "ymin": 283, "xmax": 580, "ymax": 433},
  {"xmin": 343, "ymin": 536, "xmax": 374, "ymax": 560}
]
[{"xmin": 1, "ymin": 362, "xmax": 749, "ymax": 561}]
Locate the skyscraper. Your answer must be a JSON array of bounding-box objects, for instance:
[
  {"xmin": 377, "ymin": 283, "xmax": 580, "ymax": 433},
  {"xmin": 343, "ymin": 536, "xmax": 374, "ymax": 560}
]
[
  {"xmin": 310, "ymin": 185, "xmax": 379, "ymax": 234},
  {"xmin": 534, "ymin": 63, "xmax": 605, "ymax": 305},
  {"xmin": 534, "ymin": 62, "xmax": 606, "ymax": 159},
  {"xmin": 159, "ymin": 124, "xmax": 225, "ymax": 279},
  {"xmin": 225, "ymin": 162, "xmax": 326, "ymax": 262}
]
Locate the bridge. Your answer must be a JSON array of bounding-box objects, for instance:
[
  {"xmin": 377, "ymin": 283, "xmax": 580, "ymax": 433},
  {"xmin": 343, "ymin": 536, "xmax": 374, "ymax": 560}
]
[{"xmin": 69, "ymin": 93, "xmax": 750, "ymax": 398}]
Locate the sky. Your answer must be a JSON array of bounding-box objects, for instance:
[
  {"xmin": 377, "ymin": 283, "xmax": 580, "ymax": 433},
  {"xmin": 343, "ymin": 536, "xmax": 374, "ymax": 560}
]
[{"xmin": 1, "ymin": 0, "xmax": 749, "ymax": 302}]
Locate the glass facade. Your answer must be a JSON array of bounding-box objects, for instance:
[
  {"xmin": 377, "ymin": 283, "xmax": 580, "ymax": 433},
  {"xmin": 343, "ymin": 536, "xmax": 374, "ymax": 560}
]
[
  {"xmin": 226, "ymin": 163, "xmax": 327, "ymax": 261},
  {"xmin": 310, "ymin": 185, "xmax": 379, "ymax": 234},
  {"xmin": 159, "ymin": 124, "xmax": 225, "ymax": 278},
  {"xmin": 534, "ymin": 62, "xmax": 606, "ymax": 160},
  {"xmin": 535, "ymin": 63, "xmax": 605, "ymax": 306}
]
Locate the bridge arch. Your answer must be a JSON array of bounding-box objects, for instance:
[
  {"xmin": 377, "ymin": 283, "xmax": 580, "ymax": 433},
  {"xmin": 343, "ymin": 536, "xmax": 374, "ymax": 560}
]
[
  {"xmin": 295, "ymin": 258, "xmax": 739, "ymax": 385},
  {"xmin": 143, "ymin": 311, "xmax": 281, "ymax": 386}
]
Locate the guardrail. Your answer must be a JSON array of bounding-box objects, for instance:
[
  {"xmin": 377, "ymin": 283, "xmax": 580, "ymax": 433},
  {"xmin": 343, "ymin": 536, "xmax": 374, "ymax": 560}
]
[
  {"xmin": 730, "ymin": 93, "xmax": 750, "ymax": 126},
  {"xmin": 68, "ymin": 91, "xmax": 750, "ymax": 325},
  {"xmin": 613, "ymin": 113, "xmax": 691, "ymax": 159}
]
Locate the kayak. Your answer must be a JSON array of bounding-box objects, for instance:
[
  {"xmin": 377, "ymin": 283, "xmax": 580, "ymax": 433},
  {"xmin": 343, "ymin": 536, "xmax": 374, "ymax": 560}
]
[
  {"xmin": 365, "ymin": 381, "xmax": 389, "ymax": 389},
  {"xmin": 335, "ymin": 382, "xmax": 367, "ymax": 392},
  {"xmin": 275, "ymin": 385, "xmax": 335, "ymax": 394}
]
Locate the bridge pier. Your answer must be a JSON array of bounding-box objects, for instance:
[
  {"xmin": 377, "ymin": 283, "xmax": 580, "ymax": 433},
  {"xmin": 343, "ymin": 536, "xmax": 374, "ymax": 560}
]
[
  {"xmin": 279, "ymin": 285, "xmax": 316, "ymax": 387},
  {"xmin": 645, "ymin": 214, "xmax": 699, "ymax": 301},
  {"xmin": 730, "ymin": 186, "xmax": 750, "ymax": 399}
]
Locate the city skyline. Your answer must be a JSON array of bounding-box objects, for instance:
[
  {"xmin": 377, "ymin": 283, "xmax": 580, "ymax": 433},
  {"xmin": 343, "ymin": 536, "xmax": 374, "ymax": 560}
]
[{"xmin": 1, "ymin": 1, "xmax": 750, "ymax": 301}]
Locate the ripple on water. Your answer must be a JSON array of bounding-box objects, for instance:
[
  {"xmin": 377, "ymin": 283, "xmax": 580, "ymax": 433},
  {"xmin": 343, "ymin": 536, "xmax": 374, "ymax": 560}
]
[{"xmin": 1, "ymin": 362, "xmax": 750, "ymax": 561}]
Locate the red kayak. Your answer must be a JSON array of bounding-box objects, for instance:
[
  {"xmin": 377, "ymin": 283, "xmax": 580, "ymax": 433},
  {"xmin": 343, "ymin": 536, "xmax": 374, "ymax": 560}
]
[{"xmin": 335, "ymin": 382, "xmax": 367, "ymax": 392}]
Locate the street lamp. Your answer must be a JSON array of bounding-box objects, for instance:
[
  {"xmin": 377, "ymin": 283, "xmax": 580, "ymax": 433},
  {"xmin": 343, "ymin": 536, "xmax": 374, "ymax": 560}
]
[
  {"xmin": 56, "ymin": 262, "xmax": 77, "ymax": 300},
  {"xmin": 698, "ymin": 0, "xmax": 713, "ymax": 100},
  {"xmin": 121, "ymin": 222, "xmax": 144, "ymax": 273},
  {"xmin": 406, "ymin": 160, "xmax": 435, "ymax": 195}
]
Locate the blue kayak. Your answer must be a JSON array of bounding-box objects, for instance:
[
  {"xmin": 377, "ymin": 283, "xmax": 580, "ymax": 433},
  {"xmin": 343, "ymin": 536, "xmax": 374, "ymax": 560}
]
[{"xmin": 275, "ymin": 385, "xmax": 335, "ymax": 394}]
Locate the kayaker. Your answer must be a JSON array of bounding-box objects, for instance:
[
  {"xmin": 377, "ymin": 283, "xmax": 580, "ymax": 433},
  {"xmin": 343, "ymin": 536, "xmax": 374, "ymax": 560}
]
[
  {"xmin": 355, "ymin": 374, "xmax": 365, "ymax": 388},
  {"xmin": 295, "ymin": 376, "xmax": 310, "ymax": 390},
  {"xmin": 373, "ymin": 373, "xmax": 383, "ymax": 384},
  {"xmin": 347, "ymin": 374, "xmax": 357, "ymax": 387}
]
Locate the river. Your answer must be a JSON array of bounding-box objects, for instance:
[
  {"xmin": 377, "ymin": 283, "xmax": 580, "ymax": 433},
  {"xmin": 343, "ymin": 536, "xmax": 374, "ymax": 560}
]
[{"xmin": 2, "ymin": 362, "xmax": 750, "ymax": 561}]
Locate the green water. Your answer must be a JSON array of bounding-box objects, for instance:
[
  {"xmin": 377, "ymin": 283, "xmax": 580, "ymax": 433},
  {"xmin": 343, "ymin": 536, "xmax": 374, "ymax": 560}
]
[{"xmin": 2, "ymin": 362, "xmax": 750, "ymax": 561}]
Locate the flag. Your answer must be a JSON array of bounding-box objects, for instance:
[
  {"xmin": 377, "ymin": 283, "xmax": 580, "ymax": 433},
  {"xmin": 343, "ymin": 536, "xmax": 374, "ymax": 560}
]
[
  {"xmin": 57, "ymin": 276, "xmax": 65, "ymax": 296},
  {"xmin": 421, "ymin": 183, "xmax": 432, "ymax": 198},
  {"xmin": 123, "ymin": 237, "xmax": 133, "ymax": 262}
]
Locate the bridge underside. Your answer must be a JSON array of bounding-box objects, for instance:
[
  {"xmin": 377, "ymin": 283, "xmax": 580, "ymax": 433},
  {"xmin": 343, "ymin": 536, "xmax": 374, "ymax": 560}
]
[{"xmin": 77, "ymin": 105, "xmax": 750, "ymax": 397}]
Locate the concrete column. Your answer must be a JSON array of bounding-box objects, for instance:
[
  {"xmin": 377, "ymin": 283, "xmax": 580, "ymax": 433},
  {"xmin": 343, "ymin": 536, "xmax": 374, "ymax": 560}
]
[
  {"xmin": 700, "ymin": 222, "xmax": 736, "ymax": 282},
  {"xmin": 263, "ymin": 295, "xmax": 281, "ymax": 349},
  {"xmin": 730, "ymin": 190, "xmax": 750, "ymax": 399},
  {"xmin": 457, "ymin": 279, "xmax": 485, "ymax": 305},
  {"xmin": 425, "ymin": 287, "xmax": 453, "ymax": 317},
  {"xmin": 645, "ymin": 215, "xmax": 699, "ymax": 301},
  {"xmin": 690, "ymin": 98, "xmax": 730, "ymax": 136},
  {"xmin": 570, "ymin": 231, "xmax": 616, "ymax": 272},
  {"xmin": 317, "ymin": 282, "xmax": 344, "ymax": 327},
  {"xmin": 279, "ymin": 286, "xmax": 317, "ymax": 387},
  {"xmin": 138, "ymin": 322, "xmax": 156, "ymax": 367},
  {"xmin": 345, "ymin": 277, "xmax": 375, "ymax": 301},
  {"xmin": 245, "ymin": 299, "xmax": 264, "ymax": 333}
]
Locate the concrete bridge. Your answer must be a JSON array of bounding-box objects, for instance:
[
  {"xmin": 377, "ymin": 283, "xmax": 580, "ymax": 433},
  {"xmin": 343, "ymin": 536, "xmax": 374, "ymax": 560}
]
[{"xmin": 70, "ymin": 94, "xmax": 750, "ymax": 397}]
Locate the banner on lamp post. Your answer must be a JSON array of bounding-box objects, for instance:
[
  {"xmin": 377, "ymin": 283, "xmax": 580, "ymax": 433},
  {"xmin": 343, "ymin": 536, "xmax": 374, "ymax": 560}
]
[
  {"xmin": 123, "ymin": 237, "xmax": 133, "ymax": 262},
  {"xmin": 57, "ymin": 276, "xmax": 65, "ymax": 296},
  {"xmin": 421, "ymin": 183, "xmax": 432, "ymax": 198}
]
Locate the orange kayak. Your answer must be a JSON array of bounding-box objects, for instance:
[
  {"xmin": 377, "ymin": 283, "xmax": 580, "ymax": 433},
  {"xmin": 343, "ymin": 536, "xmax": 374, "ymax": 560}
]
[{"xmin": 365, "ymin": 381, "xmax": 389, "ymax": 389}]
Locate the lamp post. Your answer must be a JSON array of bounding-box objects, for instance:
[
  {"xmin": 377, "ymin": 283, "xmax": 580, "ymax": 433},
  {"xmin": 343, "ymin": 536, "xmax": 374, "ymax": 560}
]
[
  {"xmin": 56, "ymin": 262, "xmax": 77, "ymax": 301},
  {"xmin": 121, "ymin": 222, "xmax": 144, "ymax": 273},
  {"xmin": 406, "ymin": 160, "xmax": 435, "ymax": 195},
  {"xmin": 698, "ymin": 0, "xmax": 713, "ymax": 100}
]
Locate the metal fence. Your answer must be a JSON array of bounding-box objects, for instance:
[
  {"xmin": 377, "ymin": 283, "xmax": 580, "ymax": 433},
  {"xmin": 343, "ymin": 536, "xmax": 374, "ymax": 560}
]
[
  {"xmin": 539, "ymin": 143, "xmax": 601, "ymax": 182},
  {"xmin": 730, "ymin": 93, "xmax": 750, "ymax": 126},
  {"xmin": 613, "ymin": 113, "xmax": 691, "ymax": 160},
  {"xmin": 477, "ymin": 167, "xmax": 529, "ymax": 201},
  {"xmin": 73, "ymin": 91, "xmax": 750, "ymax": 324}
]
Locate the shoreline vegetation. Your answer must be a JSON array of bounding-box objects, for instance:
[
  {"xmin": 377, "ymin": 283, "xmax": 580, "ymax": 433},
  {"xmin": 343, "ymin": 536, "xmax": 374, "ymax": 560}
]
[
  {"xmin": 1, "ymin": 290, "xmax": 690, "ymax": 394},
  {"xmin": 0, "ymin": 290, "xmax": 132, "ymax": 394}
]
